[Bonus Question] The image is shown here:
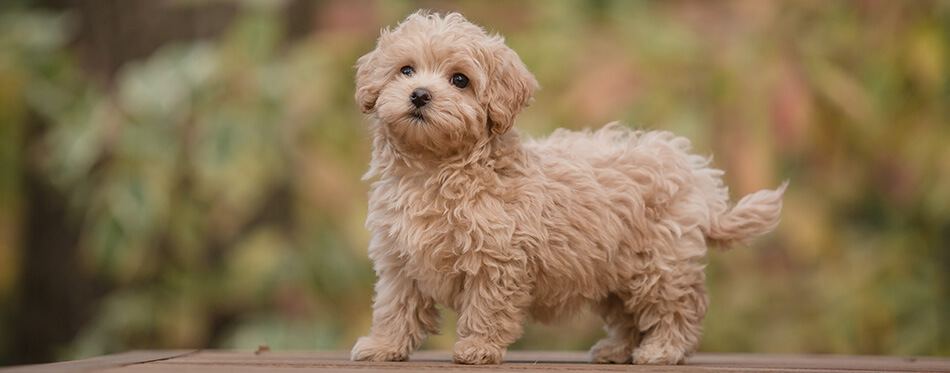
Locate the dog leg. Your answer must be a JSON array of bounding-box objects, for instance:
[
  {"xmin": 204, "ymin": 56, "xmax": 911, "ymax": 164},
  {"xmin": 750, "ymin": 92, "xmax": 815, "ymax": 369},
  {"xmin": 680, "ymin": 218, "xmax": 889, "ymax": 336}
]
[
  {"xmin": 452, "ymin": 269, "xmax": 529, "ymax": 364},
  {"xmin": 351, "ymin": 269, "xmax": 440, "ymax": 362},
  {"xmin": 589, "ymin": 294, "xmax": 641, "ymax": 364},
  {"xmin": 631, "ymin": 265, "xmax": 707, "ymax": 365}
]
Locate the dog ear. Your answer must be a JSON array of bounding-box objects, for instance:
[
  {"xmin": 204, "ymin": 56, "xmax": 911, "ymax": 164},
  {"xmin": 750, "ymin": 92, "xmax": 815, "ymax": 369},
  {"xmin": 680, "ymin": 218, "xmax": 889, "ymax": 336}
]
[
  {"xmin": 485, "ymin": 45, "xmax": 539, "ymax": 135},
  {"xmin": 354, "ymin": 47, "xmax": 385, "ymax": 114}
]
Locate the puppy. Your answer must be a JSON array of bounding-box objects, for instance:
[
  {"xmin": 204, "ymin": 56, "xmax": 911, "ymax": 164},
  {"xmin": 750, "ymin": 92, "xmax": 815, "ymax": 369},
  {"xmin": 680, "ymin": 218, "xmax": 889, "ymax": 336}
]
[{"xmin": 351, "ymin": 11, "xmax": 785, "ymax": 365}]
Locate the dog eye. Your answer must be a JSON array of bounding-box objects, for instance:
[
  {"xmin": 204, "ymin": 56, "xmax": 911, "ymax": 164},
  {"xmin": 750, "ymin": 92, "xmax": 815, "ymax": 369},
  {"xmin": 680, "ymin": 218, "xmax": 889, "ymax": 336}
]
[
  {"xmin": 450, "ymin": 73, "xmax": 469, "ymax": 88},
  {"xmin": 400, "ymin": 66, "xmax": 415, "ymax": 76}
]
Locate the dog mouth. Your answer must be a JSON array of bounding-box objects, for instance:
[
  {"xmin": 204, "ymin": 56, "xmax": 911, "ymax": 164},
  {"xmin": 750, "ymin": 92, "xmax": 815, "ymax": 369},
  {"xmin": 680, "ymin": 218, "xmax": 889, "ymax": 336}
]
[{"xmin": 408, "ymin": 110, "xmax": 426, "ymax": 123}]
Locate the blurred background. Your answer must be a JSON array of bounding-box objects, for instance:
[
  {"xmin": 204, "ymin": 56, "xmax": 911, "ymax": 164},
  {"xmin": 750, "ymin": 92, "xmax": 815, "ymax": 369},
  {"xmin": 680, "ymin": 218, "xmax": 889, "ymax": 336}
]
[{"xmin": 1, "ymin": 0, "xmax": 948, "ymax": 366}]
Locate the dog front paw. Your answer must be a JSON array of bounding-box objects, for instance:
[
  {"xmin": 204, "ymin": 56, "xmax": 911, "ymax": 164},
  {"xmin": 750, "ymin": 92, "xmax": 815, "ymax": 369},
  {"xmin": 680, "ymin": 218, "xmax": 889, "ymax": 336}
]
[
  {"xmin": 589, "ymin": 337, "xmax": 633, "ymax": 364},
  {"xmin": 351, "ymin": 336, "xmax": 410, "ymax": 362},
  {"xmin": 452, "ymin": 338, "xmax": 506, "ymax": 365},
  {"xmin": 632, "ymin": 343, "xmax": 686, "ymax": 365}
]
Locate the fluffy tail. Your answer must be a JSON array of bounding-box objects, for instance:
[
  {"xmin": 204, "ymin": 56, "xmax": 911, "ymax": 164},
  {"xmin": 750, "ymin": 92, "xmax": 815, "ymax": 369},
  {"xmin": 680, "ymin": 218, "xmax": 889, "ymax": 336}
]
[{"xmin": 707, "ymin": 181, "xmax": 788, "ymax": 249}]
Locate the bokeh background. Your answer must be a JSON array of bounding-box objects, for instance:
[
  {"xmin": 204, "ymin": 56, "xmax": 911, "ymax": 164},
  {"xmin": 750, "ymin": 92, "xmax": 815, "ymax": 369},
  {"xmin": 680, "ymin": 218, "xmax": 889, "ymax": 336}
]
[{"xmin": 1, "ymin": 0, "xmax": 948, "ymax": 366}]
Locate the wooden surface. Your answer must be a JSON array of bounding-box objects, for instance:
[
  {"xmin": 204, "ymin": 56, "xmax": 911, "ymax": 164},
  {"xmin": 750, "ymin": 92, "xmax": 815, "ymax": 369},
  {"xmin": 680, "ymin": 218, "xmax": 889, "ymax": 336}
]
[{"xmin": 3, "ymin": 350, "xmax": 949, "ymax": 373}]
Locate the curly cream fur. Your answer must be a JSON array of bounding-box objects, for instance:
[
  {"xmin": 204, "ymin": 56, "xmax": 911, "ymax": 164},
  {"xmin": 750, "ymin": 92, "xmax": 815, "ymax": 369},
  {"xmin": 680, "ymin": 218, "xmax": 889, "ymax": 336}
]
[{"xmin": 351, "ymin": 11, "xmax": 786, "ymax": 365}]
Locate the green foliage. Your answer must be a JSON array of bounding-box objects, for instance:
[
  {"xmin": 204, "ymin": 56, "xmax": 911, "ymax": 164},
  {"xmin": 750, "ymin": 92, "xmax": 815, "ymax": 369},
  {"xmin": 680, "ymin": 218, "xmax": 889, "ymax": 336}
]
[
  {"xmin": 5, "ymin": 4, "xmax": 375, "ymax": 359},
  {"xmin": 1, "ymin": 0, "xmax": 948, "ymax": 361}
]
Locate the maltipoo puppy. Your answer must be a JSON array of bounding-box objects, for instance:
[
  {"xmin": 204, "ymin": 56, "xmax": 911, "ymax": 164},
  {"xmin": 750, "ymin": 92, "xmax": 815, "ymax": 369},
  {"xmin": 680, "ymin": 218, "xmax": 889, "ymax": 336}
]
[{"xmin": 351, "ymin": 11, "xmax": 785, "ymax": 365}]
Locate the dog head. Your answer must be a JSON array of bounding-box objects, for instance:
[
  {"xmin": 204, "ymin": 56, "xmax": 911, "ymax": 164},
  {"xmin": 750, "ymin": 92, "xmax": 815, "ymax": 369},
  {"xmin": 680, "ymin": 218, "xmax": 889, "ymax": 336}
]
[{"xmin": 356, "ymin": 11, "xmax": 538, "ymax": 157}]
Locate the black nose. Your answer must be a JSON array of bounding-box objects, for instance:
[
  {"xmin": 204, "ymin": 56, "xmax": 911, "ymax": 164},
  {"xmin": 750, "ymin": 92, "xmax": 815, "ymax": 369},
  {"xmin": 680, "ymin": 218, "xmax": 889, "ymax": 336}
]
[{"xmin": 410, "ymin": 88, "xmax": 431, "ymax": 108}]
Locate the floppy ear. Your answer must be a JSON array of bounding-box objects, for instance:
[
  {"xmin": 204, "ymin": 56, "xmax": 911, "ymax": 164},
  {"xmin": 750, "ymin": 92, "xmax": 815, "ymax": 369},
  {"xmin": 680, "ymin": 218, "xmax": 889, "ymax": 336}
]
[
  {"xmin": 354, "ymin": 46, "xmax": 386, "ymax": 114},
  {"xmin": 485, "ymin": 45, "xmax": 539, "ymax": 135}
]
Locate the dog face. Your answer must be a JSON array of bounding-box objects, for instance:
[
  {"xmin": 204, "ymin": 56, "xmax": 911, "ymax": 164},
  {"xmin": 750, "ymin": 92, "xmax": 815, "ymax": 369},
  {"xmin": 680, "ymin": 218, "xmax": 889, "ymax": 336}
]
[{"xmin": 356, "ymin": 11, "xmax": 539, "ymax": 156}]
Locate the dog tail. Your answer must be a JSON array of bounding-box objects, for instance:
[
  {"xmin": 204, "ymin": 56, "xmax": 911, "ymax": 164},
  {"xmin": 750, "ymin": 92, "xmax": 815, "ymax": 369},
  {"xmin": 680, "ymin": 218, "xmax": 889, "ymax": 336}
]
[{"xmin": 706, "ymin": 181, "xmax": 787, "ymax": 249}]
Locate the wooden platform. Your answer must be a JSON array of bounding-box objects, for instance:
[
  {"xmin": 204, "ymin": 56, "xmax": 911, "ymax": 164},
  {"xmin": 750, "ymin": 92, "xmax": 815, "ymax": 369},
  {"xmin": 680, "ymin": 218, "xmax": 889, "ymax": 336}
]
[{"xmin": 3, "ymin": 350, "xmax": 949, "ymax": 372}]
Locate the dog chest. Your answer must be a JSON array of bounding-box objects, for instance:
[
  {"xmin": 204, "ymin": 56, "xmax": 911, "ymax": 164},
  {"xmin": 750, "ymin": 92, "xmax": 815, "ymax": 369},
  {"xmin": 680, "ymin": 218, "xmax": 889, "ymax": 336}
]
[{"xmin": 367, "ymin": 175, "xmax": 521, "ymax": 276}]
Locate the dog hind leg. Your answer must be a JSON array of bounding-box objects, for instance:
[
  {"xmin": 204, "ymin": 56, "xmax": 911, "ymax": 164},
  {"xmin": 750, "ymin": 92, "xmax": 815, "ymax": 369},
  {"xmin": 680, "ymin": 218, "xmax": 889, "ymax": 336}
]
[
  {"xmin": 589, "ymin": 294, "xmax": 641, "ymax": 364},
  {"xmin": 630, "ymin": 263, "xmax": 708, "ymax": 365}
]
